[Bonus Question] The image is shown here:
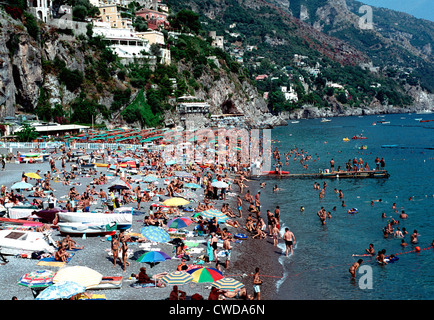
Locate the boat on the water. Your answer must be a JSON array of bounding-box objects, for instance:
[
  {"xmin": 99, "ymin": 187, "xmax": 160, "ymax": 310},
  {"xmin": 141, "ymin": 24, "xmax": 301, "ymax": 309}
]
[
  {"xmin": 58, "ymin": 222, "xmax": 117, "ymax": 236},
  {"xmin": 352, "ymin": 135, "xmax": 368, "ymax": 140},
  {"xmin": 0, "ymin": 229, "xmax": 56, "ymax": 255},
  {"xmin": 263, "ymin": 170, "xmax": 290, "ymax": 175},
  {"xmin": 321, "ymin": 118, "xmax": 331, "ymax": 122}
]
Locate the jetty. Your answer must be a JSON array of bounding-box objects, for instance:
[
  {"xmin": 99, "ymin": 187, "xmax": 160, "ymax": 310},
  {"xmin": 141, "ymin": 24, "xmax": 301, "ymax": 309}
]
[{"xmin": 251, "ymin": 170, "xmax": 390, "ymax": 180}]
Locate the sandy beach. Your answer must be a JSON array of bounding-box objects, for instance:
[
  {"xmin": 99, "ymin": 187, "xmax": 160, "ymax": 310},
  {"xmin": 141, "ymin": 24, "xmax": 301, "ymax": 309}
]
[{"xmin": 0, "ymin": 147, "xmax": 283, "ymax": 301}]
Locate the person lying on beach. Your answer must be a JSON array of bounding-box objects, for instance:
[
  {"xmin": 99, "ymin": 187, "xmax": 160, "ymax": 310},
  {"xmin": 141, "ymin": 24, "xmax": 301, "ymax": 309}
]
[
  {"xmin": 221, "ymin": 287, "xmax": 253, "ymax": 300},
  {"xmin": 225, "ymin": 219, "xmax": 242, "ymax": 229}
]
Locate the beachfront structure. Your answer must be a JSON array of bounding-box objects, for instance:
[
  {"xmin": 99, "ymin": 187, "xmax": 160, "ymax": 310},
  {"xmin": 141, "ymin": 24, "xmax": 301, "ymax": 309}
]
[
  {"xmin": 176, "ymin": 102, "xmax": 210, "ymax": 115},
  {"xmin": 92, "ymin": 25, "xmax": 152, "ymax": 63},
  {"xmin": 27, "ymin": 0, "xmax": 52, "ymax": 22},
  {"xmin": 135, "ymin": 8, "xmax": 168, "ymax": 30},
  {"xmin": 136, "ymin": 30, "xmax": 171, "ymax": 64},
  {"xmin": 97, "ymin": 3, "xmax": 132, "ymax": 29},
  {"xmin": 13, "ymin": 123, "xmax": 89, "ymax": 137}
]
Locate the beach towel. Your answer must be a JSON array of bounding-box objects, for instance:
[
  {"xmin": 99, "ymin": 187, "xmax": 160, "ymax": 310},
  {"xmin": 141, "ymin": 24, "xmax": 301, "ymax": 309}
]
[
  {"xmin": 37, "ymin": 252, "xmax": 74, "ymax": 267},
  {"xmin": 130, "ymin": 282, "xmax": 156, "ymax": 288}
]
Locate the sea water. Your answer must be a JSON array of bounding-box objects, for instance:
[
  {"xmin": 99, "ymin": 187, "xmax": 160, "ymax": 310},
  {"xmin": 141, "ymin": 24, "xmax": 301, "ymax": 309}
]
[{"xmin": 261, "ymin": 113, "xmax": 434, "ymax": 300}]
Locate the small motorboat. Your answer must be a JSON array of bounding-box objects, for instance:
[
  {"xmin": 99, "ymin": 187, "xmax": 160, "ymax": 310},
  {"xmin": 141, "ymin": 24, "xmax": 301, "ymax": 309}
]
[
  {"xmin": 0, "ymin": 229, "xmax": 56, "ymax": 255},
  {"xmin": 321, "ymin": 118, "xmax": 331, "ymax": 122},
  {"xmin": 58, "ymin": 222, "xmax": 117, "ymax": 236},
  {"xmin": 352, "ymin": 135, "xmax": 368, "ymax": 140},
  {"xmin": 343, "ymin": 137, "xmax": 350, "ymax": 142}
]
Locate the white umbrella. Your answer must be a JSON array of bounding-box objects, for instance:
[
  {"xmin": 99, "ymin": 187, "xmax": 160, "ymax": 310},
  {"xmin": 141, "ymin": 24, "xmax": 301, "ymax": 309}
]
[{"xmin": 211, "ymin": 180, "xmax": 228, "ymax": 188}]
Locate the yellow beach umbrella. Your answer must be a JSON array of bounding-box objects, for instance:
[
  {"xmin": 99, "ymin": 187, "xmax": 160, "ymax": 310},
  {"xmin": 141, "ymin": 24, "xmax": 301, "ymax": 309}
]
[
  {"xmin": 162, "ymin": 197, "xmax": 190, "ymax": 207},
  {"xmin": 53, "ymin": 266, "xmax": 103, "ymax": 289},
  {"xmin": 25, "ymin": 172, "xmax": 42, "ymax": 180}
]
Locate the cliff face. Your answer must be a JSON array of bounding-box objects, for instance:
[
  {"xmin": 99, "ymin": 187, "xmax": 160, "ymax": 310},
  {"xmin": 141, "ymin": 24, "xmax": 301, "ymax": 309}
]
[{"xmin": 0, "ymin": 13, "xmax": 43, "ymax": 117}]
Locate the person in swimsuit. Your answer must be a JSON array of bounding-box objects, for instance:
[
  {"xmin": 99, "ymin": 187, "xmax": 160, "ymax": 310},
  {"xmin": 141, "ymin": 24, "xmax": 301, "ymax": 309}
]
[
  {"xmin": 282, "ymin": 228, "xmax": 295, "ymax": 256},
  {"xmin": 349, "ymin": 259, "xmax": 363, "ymax": 278},
  {"xmin": 253, "ymin": 267, "xmax": 263, "ymax": 300},
  {"xmin": 272, "ymin": 223, "xmax": 280, "ymax": 247}
]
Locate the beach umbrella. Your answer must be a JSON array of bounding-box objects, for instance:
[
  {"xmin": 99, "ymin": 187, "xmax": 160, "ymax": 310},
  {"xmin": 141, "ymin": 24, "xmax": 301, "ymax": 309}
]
[
  {"xmin": 10, "ymin": 181, "xmax": 33, "ymax": 190},
  {"xmin": 200, "ymin": 209, "xmax": 229, "ymax": 223},
  {"xmin": 211, "ymin": 180, "xmax": 228, "ymax": 188},
  {"xmin": 137, "ymin": 251, "xmax": 171, "ymax": 264},
  {"xmin": 162, "ymin": 197, "xmax": 190, "ymax": 207},
  {"xmin": 167, "ymin": 217, "xmax": 193, "ymax": 229},
  {"xmin": 175, "ymin": 190, "xmax": 197, "ymax": 199},
  {"xmin": 165, "ymin": 160, "xmax": 177, "ymax": 166},
  {"xmin": 174, "ymin": 171, "xmax": 194, "ymax": 179},
  {"xmin": 161, "ymin": 271, "xmax": 194, "ymax": 285},
  {"xmin": 18, "ymin": 270, "xmax": 55, "ymax": 289},
  {"xmin": 187, "ymin": 267, "xmax": 223, "ymax": 283},
  {"xmin": 142, "ymin": 175, "xmax": 158, "ymax": 183},
  {"xmin": 109, "ymin": 178, "xmax": 131, "ymax": 190},
  {"xmin": 211, "ymin": 278, "xmax": 245, "ymax": 291},
  {"xmin": 140, "ymin": 226, "xmax": 171, "ymax": 243},
  {"xmin": 184, "ymin": 183, "xmax": 202, "ymax": 189},
  {"xmin": 53, "ymin": 266, "xmax": 103, "ymax": 289},
  {"xmin": 35, "ymin": 281, "xmax": 86, "ymax": 300},
  {"xmin": 24, "ymin": 172, "xmax": 42, "ymax": 180}
]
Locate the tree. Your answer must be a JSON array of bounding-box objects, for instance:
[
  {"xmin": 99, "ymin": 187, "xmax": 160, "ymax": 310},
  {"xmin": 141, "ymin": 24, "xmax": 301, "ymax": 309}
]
[
  {"xmin": 14, "ymin": 123, "xmax": 38, "ymax": 142},
  {"xmin": 170, "ymin": 9, "xmax": 201, "ymax": 34}
]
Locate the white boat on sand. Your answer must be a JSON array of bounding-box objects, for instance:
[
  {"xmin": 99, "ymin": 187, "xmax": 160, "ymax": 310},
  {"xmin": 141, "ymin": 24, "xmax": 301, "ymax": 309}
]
[
  {"xmin": 0, "ymin": 229, "xmax": 56, "ymax": 256},
  {"xmin": 58, "ymin": 222, "xmax": 117, "ymax": 236},
  {"xmin": 58, "ymin": 211, "xmax": 132, "ymax": 230}
]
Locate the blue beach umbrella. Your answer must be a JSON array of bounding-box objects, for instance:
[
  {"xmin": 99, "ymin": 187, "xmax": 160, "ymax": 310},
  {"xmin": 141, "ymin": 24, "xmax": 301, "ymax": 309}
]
[
  {"xmin": 11, "ymin": 181, "xmax": 34, "ymax": 190},
  {"xmin": 184, "ymin": 183, "xmax": 201, "ymax": 189},
  {"xmin": 137, "ymin": 251, "xmax": 171, "ymax": 264},
  {"xmin": 35, "ymin": 281, "xmax": 86, "ymax": 300},
  {"xmin": 140, "ymin": 226, "xmax": 170, "ymax": 243},
  {"xmin": 142, "ymin": 175, "xmax": 158, "ymax": 183}
]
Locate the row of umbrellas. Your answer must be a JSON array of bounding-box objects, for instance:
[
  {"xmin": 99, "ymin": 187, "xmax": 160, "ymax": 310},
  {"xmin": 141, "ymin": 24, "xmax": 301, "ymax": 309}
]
[{"xmin": 18, "ymin": 267, "xmax": 243, "ymax": 300}]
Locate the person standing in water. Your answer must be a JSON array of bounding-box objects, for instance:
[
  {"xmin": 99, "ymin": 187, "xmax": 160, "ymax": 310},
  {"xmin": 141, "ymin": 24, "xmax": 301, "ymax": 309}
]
[{"xmin": 282, "ymin": 228, "xmax": 296, "ymax": 256}]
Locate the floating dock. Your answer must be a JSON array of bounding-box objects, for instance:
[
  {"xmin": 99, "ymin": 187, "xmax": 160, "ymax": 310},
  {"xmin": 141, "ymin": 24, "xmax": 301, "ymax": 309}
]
[{"xmin": 251, "ymin": 170, "xmax": 390, "ymax": 180}]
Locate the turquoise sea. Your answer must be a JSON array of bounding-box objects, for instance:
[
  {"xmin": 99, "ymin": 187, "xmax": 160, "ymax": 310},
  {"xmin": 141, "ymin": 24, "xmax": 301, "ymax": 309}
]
[{"xmin": 261, "ymin": 113, "xmax": 434, "ymax": 300}]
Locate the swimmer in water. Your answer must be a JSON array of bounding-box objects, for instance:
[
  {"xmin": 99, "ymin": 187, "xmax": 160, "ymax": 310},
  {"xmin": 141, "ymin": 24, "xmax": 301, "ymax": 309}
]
[
  {"xmin": 349, "ymin": 259, "xmax": 363, "ymax": 278},
  {"xmin": 365, "ymin": 243, "xmax": 375, "ymax": 255}
]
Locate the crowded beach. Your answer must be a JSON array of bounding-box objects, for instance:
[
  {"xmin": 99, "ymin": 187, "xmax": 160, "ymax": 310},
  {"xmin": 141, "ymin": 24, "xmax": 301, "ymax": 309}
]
[{"xmin": 0, "ymin": 127, "xmax": 284, "ymax": 301}]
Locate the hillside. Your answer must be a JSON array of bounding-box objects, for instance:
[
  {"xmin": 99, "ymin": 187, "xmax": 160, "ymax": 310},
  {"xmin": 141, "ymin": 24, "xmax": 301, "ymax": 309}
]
[
  {"xmin": 166, "ymin": 0, "xmax": 434, "ymax": 116},
  {"xmin": 0, "ymin": 1, "xmax": 282, "ymax": 129}
]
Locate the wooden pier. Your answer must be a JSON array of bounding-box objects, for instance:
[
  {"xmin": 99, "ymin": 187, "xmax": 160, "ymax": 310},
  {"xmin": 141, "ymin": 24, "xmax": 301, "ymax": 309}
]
[{"xmin": 250, "ymin": 170, "xmax": 390, "ymax": 180}]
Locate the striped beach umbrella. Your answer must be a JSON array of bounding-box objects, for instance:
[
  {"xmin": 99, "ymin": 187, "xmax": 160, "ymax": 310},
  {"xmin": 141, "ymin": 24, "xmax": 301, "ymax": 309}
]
[
  {"xmin": 200, "ymin": 209, "xmax": 229, "ymax": 223},
  {"xmin": 161, "ymin": 271, "xmax": 194, "ymax": 285},
  {"xmin": 211, "ymin": 278, "xmax": 245, "ymax": 291},
  {"xmin": 187, "ymin": 267, "xmax": 223, "ymax": 283},
  {"xmin": 18, "ymin": 270, "xmax": 55, "ymax": 288},
  {"xmin": 167, "ymin": 217, "xmax": 193, "ymax": 229}
]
